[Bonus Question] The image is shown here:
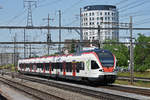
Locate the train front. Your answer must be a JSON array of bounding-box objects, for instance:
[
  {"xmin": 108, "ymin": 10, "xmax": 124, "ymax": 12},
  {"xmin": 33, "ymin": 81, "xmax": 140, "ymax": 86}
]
[{"xmin": 90, "ymin": 49, "xmax": 117, "ymax": 84}]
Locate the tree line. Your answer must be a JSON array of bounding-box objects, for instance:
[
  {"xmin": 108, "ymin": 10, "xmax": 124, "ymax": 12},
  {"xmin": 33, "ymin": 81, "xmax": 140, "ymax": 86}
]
[{"xmin": 103, "ymin": 34, "xmax": 150, "ymax": 72}]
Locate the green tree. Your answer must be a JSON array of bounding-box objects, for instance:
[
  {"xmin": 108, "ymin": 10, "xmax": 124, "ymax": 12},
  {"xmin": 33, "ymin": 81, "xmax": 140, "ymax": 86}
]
[
  {"xmin": 134, "ymin": 34, "xmax": 150, "ymax": 72},
  {"xmin": 103, "ymin": 40, "xmax": 129, "ymax": 67}
]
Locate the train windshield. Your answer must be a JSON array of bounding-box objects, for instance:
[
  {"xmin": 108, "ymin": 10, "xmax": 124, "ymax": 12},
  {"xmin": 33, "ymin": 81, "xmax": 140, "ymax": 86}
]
[{"xmin": 96, "ymin": 51, "xmax": 114, "ymax": 67}]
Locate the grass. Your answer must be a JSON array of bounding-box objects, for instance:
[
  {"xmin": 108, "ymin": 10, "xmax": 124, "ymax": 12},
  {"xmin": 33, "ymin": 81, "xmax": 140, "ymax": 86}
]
[
  {"xmin": 115, "ymin": 80, "xmax": 150, "ymax": 88},
  {"xmin": 0, "ymin": 64, "xmax": 16, "ymax": 72},
  {"xmin": 117, "ymin": 72, "xmax": 150, "ymax": 78}
]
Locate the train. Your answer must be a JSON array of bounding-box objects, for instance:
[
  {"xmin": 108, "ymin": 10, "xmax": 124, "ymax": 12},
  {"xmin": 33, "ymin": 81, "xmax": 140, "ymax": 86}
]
[{"xmin": 17, "ymin": 48, "xmax": 117, "ymax": 84}]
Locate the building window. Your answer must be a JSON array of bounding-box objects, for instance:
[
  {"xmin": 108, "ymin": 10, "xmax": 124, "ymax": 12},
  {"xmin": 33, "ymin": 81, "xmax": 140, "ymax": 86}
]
[
  {"xmin": 108, "ymin": 12, "xmax": 110, "ymax": 15},
  {"xmin": 89, "ymin": 13, "xmax": 91, "ymax": 16},
  {"xmin": 97, "ymin": 12, "xmax": 99, "ymax": 16},
  {"xmin": 92, "ymin": 12, "xmax": 94, "ymax": 16},
  {"xmin": 112, "ymin": 13, "xmax": 114, "ymax": 16},
  {"xmin": 97, "ymin": 22, "xmax": 99, "ymax": 25},
  {"xmin": 90, "ymin": 17, "xmax": 91, "ymax": 20},
  {"xmin": 100, "ymin": 17, "xmax": 103, "ymax": 21},
  {"xmin": 100, "ymin": 12, "xmax": 102, "ymax": 15},
  {"xmin": 93, "ymin": 37, "xmax": 95, "ymax": 40},
  {"xmin": 92, "ymin": 17, "xmax": 94, "ymax": 20},
  {"xmin": 105, "ymin": 17, "xmax": 107, "ymax": 20},
  {"xmin": 105, "ymin": 12, "xmax": 107, "ymax": 15},
  {"xmin": 97, "ymin": 17, "xmax": 99, "ymax": 20},
  {"xmin": 90, "ymin": 22, "xmax": 92, "ymax": 25}
]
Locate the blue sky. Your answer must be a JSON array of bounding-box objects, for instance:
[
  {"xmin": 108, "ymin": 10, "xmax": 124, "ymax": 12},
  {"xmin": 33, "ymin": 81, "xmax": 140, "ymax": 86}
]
[{"xmin": 0, "ymin": 0, "xmax": 150, "ymax": 55}]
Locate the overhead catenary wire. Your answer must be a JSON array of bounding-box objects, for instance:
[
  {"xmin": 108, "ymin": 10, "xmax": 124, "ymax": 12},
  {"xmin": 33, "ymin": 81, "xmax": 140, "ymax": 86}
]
[
  {"xmin": 115, "ymin": 0, "xmax": 129, "ymax": 6},
  {"xmin": 119, "ymin": 0, "xmax": 150, "ymax": 13},
  {"xmin": 62, "ymin": 0, "xmax": 82, "ymax": 14},
  {"xmin": 1, "ymin": 9, "xmax": 27, "ymax": 25},
  {"xmin": 118, "ymin": 0, "xmax": 141, "ymax": 11},
  {"xmin": 118, "ymin": 0, "xmax": 149, "ymax": 12},
  {"xmin": 63, "ymin": 18, "xmax": 79, "ymax": 26},
  {"xmin": 37, "ymin": 0, "xmax": 63, "ymax": 8},
  {"xmin": 134, "ymin": 19, "xmax": 150, "ymax": 26},
  {"xmin": 120, "ymin": 12, "xmax": 150, "ymax": 21}
]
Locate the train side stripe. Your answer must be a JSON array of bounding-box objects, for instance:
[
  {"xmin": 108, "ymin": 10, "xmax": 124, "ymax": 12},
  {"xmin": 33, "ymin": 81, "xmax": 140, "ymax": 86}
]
[{"xmin": 63, "ymin": 62, "xmax": 66, "ymax": 76}]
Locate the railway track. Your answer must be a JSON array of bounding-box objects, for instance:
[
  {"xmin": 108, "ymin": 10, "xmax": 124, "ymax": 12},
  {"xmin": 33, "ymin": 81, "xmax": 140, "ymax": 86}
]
[
  {"xmin": 18, "ymin": 74, "xmax": 150, "ymax": 97},
  {"xmin": 0, "ymin": 76, "xmax": 65, "ymax": 100},
  {"xmin": 117, "ymin": 76, "xmax": 150, "ymax": 82},
  {"xmin": 11, "ymin": 74, "xmax": 150, "ymax": 100},
  {"xmin": 99, "ymin": 84, "xmax": 150, "ymax": 97}
]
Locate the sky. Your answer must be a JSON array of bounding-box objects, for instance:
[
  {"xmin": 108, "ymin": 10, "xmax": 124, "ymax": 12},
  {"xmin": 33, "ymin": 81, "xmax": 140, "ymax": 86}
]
[{"xmin": 0, "ymin": 0, "xmax": 150, "ymax": 56}]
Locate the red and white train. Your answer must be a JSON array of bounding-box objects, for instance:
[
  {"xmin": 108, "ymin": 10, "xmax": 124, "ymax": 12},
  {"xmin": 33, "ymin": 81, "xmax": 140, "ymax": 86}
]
[{"xmin": 18, "ymin": 49, "xmax": 117, "ymax": 84}]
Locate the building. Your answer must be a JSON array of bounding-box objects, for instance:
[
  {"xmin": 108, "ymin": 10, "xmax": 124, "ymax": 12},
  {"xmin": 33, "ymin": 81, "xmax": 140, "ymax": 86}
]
[{"xmin": 81, "ymin": 5, "xmax": 119, "ymax": 42}]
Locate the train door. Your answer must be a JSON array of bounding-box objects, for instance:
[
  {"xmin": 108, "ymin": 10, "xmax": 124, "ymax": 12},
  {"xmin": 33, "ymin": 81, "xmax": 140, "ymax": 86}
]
[{"xmin": 85, "ymin": 59, "xmax": 91, "ymax": 77}]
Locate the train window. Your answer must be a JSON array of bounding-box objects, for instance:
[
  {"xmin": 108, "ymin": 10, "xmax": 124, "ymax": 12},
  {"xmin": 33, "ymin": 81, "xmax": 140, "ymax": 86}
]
[
  {"xmin": 97, "ymin": 51, "xmax": 114, "ymax": 67},
  {"xmin": 91, "ymin": 60, "xmax": 99, "ymax": 69},
  {"xmin": 19, "ymin": 64, "xmax": 23, "ymax": 69},
  {"xmin": 23, "ymin": 64, "xmax": 26, "ymax": 69},
  {"xmin": 51, "ymin": 63, "xmax": 54, "ymax": 71},
  {"xmin": 19, "ymin": 64, "xmax": 22, "ymax": 68},
  {"xmin": 66, "ymin": 63, "xmax": 69, "ymax": 72},
  {"xmin": 26, "ymin": 64, "xmax": 30, "ymax": 68},
  {"xmin": 69, "ymin": 62, "xmax": 72, "ymax": 72},
  {"xmin": 33, "ymin": 64, "xmax": 37, "ymax": 70},
  {"xmin": 76, "ymin": 62, "xmax": 84, "ymax": 70},
  {"xmin": 76, "ymin": 63, "xmax": 79, "ymax": 73},
  {"xmin": 76, "ymin": 62, "xmax": 83, "ymax": 73},
  {"xmin": 28, "ymin": 63, "xmax": 32, "ymax": 70},
  {"xmin": 37, "ymin": 63, "xmax": 41, "ymax": 68},
  {"xmin": 81, "ymin": 62, "xmax": 84, "ymax": 70},
  {"xmin": 66, "ymin": 62, "xmax": 72, "ymax": 72},
  {"xmin": 37, "ymin": 63, "xmax": 43, "ymax": 70},
  {"xmin": 41, "ymin": 64, "xmax": 44, "ymax": 70},
  {"xmin": 59, "ymin": 63, "xmax": 63, "ymax": 72},
  {"xmin": 54, "ymin": 63, "xmax": 57, "ymax": 69},
  {"xmin": 45, "ymin": 63, "xmax": 49, "ymax": 71}
]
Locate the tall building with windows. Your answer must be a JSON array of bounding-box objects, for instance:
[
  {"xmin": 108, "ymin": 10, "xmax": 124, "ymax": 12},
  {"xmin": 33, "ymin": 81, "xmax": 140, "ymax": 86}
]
[{"xmin": 81, "ymin": 5, "xmax": 119, "ymax": 42}]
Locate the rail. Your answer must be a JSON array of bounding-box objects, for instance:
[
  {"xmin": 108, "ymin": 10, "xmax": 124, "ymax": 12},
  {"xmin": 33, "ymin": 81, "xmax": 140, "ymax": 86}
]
[{"xmin": 0, "ymin": 76, "xmax": 64, "ymax": 100}]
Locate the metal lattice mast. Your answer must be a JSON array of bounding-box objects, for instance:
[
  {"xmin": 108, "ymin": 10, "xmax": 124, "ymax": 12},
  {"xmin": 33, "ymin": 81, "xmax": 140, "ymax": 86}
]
[
  {"xmin": 24, "ymin": 0, "xmax": 37, "ymax": 58},
  {"xmin": 24, "ymin": 0, "xmax": 37, "ymax": 27}
]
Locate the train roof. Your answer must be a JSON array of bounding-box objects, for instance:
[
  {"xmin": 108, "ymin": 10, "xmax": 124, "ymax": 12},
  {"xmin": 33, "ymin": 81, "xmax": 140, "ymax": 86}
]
[
  {"xmin": 19, "ymin": 48, "xmax": 112, "ymax": 61},
  {"xmin": 77, "ymin": 48, "xmax": 111, "ymax": 54}
]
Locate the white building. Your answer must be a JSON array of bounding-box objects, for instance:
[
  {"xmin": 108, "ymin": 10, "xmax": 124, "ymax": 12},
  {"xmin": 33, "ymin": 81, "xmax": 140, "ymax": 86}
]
[{"xmin": 81, "ymin": 5, "xmax": 119, "ymax": 42}]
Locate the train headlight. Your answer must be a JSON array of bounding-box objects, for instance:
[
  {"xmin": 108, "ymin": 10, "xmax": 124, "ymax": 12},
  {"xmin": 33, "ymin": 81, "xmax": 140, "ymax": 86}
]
[{"xmin": 99, "ymin": 69, "xmax": 103, "ymax": 72}]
